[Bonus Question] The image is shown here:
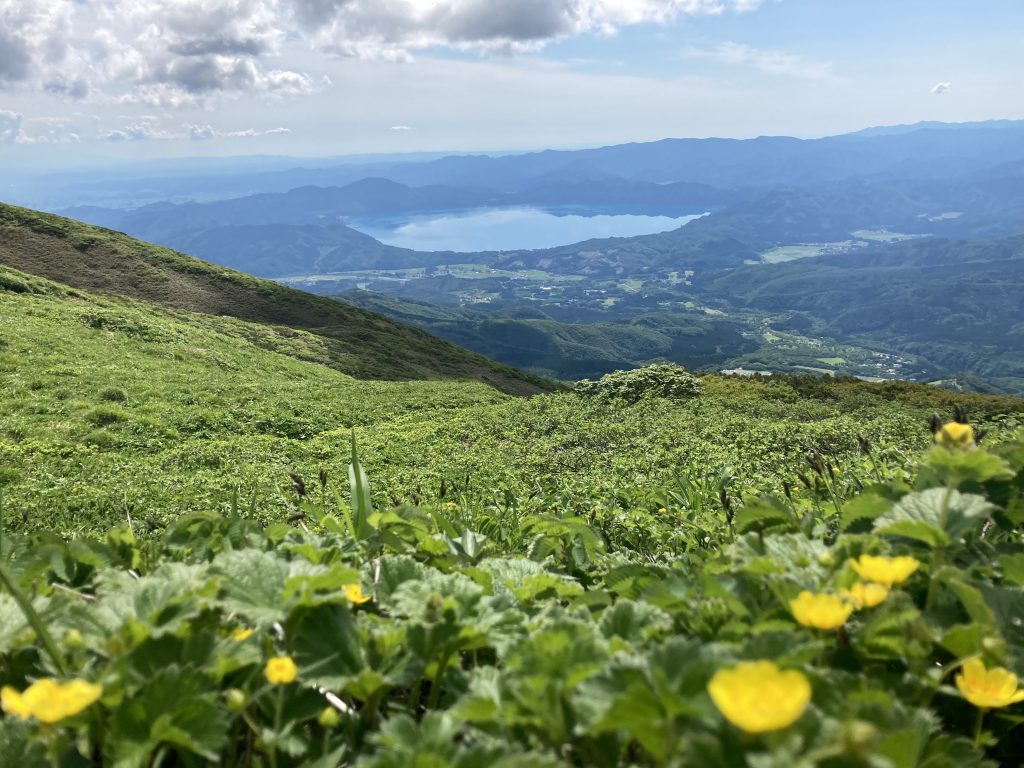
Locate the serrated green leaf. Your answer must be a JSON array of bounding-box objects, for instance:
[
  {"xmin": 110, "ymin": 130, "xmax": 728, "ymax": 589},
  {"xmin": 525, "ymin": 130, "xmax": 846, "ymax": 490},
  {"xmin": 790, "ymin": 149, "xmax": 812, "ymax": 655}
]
[
  {"xmin": 734, "ymin": 496, "xmax": 795, "ymax": 534},
  {"xmin": 875, "ymin": 488, "xmax": 994, "ymax": 547},
  {"xmin": 923, "ymin": 446, "xmax": 1015, "ymax": 487},
  {"xmin": 840, "ymin": 490, "xmax": 894, "ymax": 532}
]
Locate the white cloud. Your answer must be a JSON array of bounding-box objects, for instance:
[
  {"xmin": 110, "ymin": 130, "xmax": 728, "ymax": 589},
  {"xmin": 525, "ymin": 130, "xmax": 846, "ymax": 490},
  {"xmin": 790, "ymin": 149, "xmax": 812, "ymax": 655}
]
[
  {"xmin": 0, "ymin": 108, "xmax": 23, "ymax": 142},
  {"xmin": 297, "ymin": 0, "xmax": 763, "ymax": 58},
  {"xmin": 390, "ymin": 125, "xmax": 413, "ymax": 131},
  {"xmin": 0, "ymin": 109, "xmax": 80, "ymax": 143},
  {"xmin": 684, "ymin": 41, "xmax": 833, "ymax": 80},
  {"xmin": 931, "ymin": 81, "xmax": 951, "ymax": 94},
  {"xmin": 18, "ymin": 116, "xmax": 80, "ymax": 143},
  {"xmin": 187, "ymin": 122, "xmax": 216, "ymax": 140},
  {"xmin": 187, "ymin": 122, "xmax": 291, "ymax": 139},
  {"xmin": 0, "ymin": 0, "xmax": 765, "ymax": 108},
  {"xmin": 103, "ymin": 121, "xmax": 175, "ymax": 141}
]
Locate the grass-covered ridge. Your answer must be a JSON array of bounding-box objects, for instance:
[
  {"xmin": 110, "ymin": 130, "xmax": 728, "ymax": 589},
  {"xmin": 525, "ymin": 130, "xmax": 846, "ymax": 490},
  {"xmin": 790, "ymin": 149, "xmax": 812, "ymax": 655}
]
[{"xmin": 0, "ymin": 203, "xmax": 551, "ymax": 393}]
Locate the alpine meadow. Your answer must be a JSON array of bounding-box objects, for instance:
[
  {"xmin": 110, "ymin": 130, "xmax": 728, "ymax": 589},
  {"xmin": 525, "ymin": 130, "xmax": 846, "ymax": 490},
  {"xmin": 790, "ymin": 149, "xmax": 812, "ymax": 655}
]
[{"xmin": 3, "ymin": 2, "xmax": 1024, "ymax": 767}]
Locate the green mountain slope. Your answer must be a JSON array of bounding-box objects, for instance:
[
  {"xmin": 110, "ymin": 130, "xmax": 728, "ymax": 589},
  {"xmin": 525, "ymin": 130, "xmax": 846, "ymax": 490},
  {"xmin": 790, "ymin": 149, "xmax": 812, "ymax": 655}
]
[
  {"xmin": 0, "ymin": 203, "xmax": 551, "ymax": 394},
  {"xmin": 339, "ymin": 289, "xmax": 758, "ymax": 379},
  {"xmin": 0, "ymin": 263, "xmax": 520, "ymax": 532}
]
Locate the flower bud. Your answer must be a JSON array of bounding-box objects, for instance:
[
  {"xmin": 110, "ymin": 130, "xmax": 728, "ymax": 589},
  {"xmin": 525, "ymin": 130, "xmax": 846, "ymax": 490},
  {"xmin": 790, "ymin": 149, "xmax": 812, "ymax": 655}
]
[
  {"xmin": 226, "ymin": 689, "xmax": 247, "ymax": 711},
  {"xmin": 318, "ymin": 707, "xmax": 342, "ymax": 729},
  {"xmin": 65, "ymin": 629, "xmax": 86, "ymax": 649},
  {"xmin": 843, "ymin": 720, "xmax": 879, "ymax": 755}
]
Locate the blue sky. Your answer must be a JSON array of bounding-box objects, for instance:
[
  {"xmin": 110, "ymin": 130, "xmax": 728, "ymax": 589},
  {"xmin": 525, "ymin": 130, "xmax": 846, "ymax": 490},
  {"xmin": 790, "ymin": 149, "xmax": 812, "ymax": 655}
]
[{"xmin": 1, "ymin": 0, "xmax": 1021, "ymax": 166}]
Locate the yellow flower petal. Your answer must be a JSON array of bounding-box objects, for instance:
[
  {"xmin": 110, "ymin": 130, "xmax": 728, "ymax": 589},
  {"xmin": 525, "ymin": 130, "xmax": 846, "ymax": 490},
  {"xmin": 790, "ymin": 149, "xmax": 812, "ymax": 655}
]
[
  {"xmin": 264, "ymin": 656, "xmax": 298, "ymax": 685},
  {"xmin": 956, "ymin": 658, "xmax": 1024, "ymax": 709},
  {"xmin": 343, "ymin": 584, "xmax": 372, "ymax": 605},
  {"xmin": 841, "ymin": 582, "xmax": 889, "ymax": 610},
  {"xmin": 850, "ymin": 555, "xmax": 920, "ymax": 587},
  {"xmin": 1, "ymin": 679, "xmax": 102, "ymax": 723},
  {"xmin": 1, "ymin": 686, "xmax": 31, "ymax": 720},
  {"xmin": 231, "ymin": 627, "xmax": 254, "ymax": 641},
  {"xmin": 935, "ymin": 422, "xmax": 974, "ymax": 448},
  {"xmin": 708, "ymin": 661, "xmax": 811, "ymax": 734},
  {"xmin": 789, "ymin": 591, "xmax": 853, "ymax": 630}
]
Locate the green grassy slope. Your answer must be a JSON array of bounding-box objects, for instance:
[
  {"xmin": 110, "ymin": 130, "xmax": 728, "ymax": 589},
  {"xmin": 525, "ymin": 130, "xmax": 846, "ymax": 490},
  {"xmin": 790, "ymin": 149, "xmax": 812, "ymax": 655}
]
[
  {"xmin": 0, "ymin": 264, "xmax": 517, "ymax": 532},
  {"xmin": 0, "ymin": 203, "xmax": 551, "ymax": 394},
  {"xmin": 3, "ymin": 260, "xmax": 1022, "ymax": 536}
]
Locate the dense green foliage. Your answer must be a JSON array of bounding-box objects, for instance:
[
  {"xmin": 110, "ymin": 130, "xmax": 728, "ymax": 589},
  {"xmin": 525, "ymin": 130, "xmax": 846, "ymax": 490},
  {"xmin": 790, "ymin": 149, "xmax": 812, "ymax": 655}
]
[
  {"xmin": 3, "ymin": 408, "xmax": 1024, "ymax": 765},
  {"xmin": 575, "ymin": 364, "xmax": 703, "ymax": 403}
]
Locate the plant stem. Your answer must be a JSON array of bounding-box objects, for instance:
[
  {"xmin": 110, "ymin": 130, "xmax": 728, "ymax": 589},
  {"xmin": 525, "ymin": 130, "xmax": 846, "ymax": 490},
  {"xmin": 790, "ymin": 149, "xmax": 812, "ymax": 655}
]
[
  {"xmin": 269, "ymin": 687, "xmax": 283, "ymax": 768},
  {"xmin": 0, "ymin": 562, "xmax": 66, "ymax": 675},
  {"xmin": 427, "ymin": 648, "xmax": 454, "ymax": 711},
  {"xmin": 973, "ymin": 708, "xmax": 986, "ymax": 747},
  {"xmin": 925, "ymin": 484, "xmax": 956, "ymax": 611}
]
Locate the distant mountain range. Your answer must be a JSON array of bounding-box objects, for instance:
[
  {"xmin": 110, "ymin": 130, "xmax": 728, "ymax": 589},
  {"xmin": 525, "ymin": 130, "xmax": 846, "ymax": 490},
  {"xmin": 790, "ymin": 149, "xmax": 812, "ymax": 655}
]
[{"xmin": 10, "ymin": 119, "xmax": 1024, "ymax": 390}]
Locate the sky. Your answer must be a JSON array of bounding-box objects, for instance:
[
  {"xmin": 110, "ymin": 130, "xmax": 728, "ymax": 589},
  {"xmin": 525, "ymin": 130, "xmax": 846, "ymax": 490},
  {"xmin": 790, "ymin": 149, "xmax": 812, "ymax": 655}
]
[{"xmin": 1, "ymin": 0, "xmax": 1022, "ymax": 167}]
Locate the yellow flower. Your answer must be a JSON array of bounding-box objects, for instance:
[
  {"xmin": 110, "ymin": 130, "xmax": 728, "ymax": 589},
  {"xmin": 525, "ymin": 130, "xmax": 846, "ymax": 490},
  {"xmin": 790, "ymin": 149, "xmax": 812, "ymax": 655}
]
[
  {"xmin": 707, "ymin": 661, "xmax": 811, "ymax": 734},
  {"xmin": 789, "ymin": 591, "xmax": 853, "ymax": 630},
  {"xmin": 955, "ymin": 658, "xmax": 1024, "ymax": 709},
  {"xmin": 343, "ymin": 583, "xmax": 372, "ymax": 605},
  {"xmin": 850, "ymin": 554, "xmax": 920, "ymax": 586},
  {"xmin": 1, "ymin": 679, "xmax": 102, "ymax": 724},
  {"xmin": 935, "ymin": 422, "xmax": 974, "ymax": 448},
  {"xmin": 230, "ymin": 627, "xmax": 254, "ymax": 641},
  {"xmin": 841, "ymin": 582, "xmax": 889, "ymax": 609},
  {"xmin": 657, "ymin": 507, "xmax": 668, "ymax": 515},
  {"xmin": 264, "ymin": 656, "xmax": 298, "ymax": 685}
]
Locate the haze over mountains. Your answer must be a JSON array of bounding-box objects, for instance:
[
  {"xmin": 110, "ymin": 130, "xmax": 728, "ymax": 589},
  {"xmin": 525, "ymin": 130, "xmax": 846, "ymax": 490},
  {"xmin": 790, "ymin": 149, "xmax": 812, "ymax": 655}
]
[{"xmin": 11, "ymin": 119, "xmax": 1024, "ymax": 392}]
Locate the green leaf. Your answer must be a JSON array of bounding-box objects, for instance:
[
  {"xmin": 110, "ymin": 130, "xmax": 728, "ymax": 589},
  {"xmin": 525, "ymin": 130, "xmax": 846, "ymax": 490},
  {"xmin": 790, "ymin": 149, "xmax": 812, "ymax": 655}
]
[
  {"xmin": 288, "ymin": 603, "xmax": 365, "ymax": 689},
  {"xmin": 840, "ymin": 490, "xmax": 894, "ymax": 532},
  {"xmin": 941, "ymin": 623, "xmax": 999, "ymax": 659},
  {"xmin": 106, "ymin": 667, "xmax": 227, "ymax": 768},
  {"xmin": 941, "ymin": 572, "xmax": 997, "ymax": 626},
  {"xmin": 598, "ymin": 599, "xmax": 672, "ymax": 644},
  {"xmin": 212, "ymin": 549, "xmax": 289, "ymax": 624},
  {"xmin": 923, "ymin": 446, "xmax": 1015, "ymax": 487},
  {"xmin": 734, "ymin": 496, "xmax": 795, "ymax": 534},
  {"xmin": 875, "ymin": 488, "xmax": 994, "ymax": 548},
  {"xmin": 999, "ymin": 553, "xmax": 1024, "ymax": 586},
  {"xmin": 0, "ymin": 561, "xmax": 66, "ymax": 674},
  {"xmin": 349, "ymin": 431, "xmax": 375, "ymax": 541}
]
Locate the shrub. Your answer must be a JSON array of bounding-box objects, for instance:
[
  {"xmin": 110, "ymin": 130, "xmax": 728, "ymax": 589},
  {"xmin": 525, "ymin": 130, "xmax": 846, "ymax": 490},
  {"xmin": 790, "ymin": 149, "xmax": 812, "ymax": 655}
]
[
  {"xmin": 98, "ymin": 387, "xmax": 128, "ymax": 403},
  {"xmin": 83, "ymin": 406, "xmax": 128, "ymax": 427},
  {"xmin": 82, "ymin": 429, "xmax": 119, "ymax": 450},
  {"xmin": 574, "ymin": 363, "xmax": 703, "ymax": 403}
]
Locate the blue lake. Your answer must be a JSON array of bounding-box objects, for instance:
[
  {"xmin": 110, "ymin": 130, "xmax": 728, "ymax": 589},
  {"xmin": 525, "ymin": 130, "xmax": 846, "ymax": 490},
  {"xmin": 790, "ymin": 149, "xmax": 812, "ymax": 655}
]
[{"xmin": 352, "ymin": 208, "xmax": 706, "ymax": 252}]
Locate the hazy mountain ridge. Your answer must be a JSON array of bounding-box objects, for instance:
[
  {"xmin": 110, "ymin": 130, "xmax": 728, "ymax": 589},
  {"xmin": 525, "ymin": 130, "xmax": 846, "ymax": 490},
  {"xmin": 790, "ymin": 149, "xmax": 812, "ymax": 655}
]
[{"xmin": 24, "ymin": 120, "xmax": 1024, "ymax": 391}]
